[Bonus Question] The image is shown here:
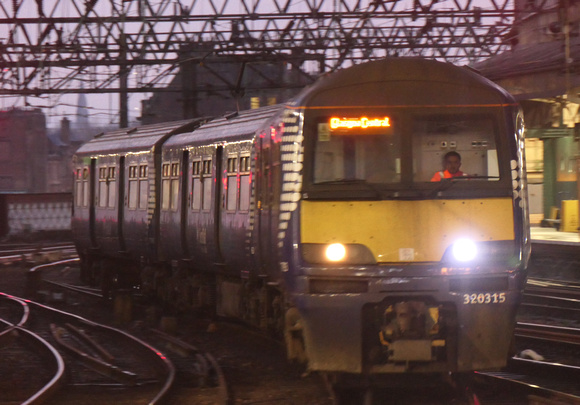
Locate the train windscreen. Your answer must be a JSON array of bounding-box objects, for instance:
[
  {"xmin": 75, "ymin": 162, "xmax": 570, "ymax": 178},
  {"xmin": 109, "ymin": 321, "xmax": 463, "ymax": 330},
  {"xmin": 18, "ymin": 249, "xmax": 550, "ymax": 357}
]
[
  {"xmin": 312, "ymin": 112, "xmax": 500, "ymax": 185},
  {"xmin": 412, "ymin": 114, "xmax": 499, "ymax": 182},
  {"xmin": 313, "ymin": 115, "xmax": 401, "ymax": 184}
]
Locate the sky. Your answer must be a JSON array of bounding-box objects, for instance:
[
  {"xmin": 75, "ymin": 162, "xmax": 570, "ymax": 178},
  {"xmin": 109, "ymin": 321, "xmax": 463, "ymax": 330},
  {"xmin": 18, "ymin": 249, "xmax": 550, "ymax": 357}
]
[
  {"xmin": 0, "ymin": 0, "xmax": 516, "ymax": 130},
  {"xmin": 0, "ymin": 75, "xmax": 148, "ymax": 130}
]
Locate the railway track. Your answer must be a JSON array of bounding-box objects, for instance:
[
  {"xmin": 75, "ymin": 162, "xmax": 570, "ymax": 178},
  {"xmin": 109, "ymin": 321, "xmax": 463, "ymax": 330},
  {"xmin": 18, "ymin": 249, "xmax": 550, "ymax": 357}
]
[
  {"xmin": 0, "ymin": 293, "xmax": 66, "ymax": 405},
  {"xmin": 0, "ymin": 242, "xmax": 77, "ymax": 266},
  {"xmin": 3, "ymin": 244, "xmax": 580, "ymax": 404},
  {"xmin": 23, "ymin": 259, "xmax": 329, "ymax": 405},
  {"xmin": 473, "ymin": 274, "xmax": 580, "ymax": 404},
  {"xmin": 515, "ymin": 322, "xmax": 580, "ymax": 345},
  {"xmin": 525, "ymin": 277, "xmax": 580, "ymax": 300},
  {"xmin": 477, "ymin": 358, "xmax": 580, "ymax": 404},
  {"xmin": 0, "ymin": 291, "xmax": 177, "ymax": 404},
  {"xmin": 24, "ymin": 258, "xmax": 233, "ymax": 404}
]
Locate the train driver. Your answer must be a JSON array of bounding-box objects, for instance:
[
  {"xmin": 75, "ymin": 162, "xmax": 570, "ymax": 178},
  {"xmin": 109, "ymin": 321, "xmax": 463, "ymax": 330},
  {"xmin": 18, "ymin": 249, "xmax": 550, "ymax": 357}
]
[{"xmin": 431, "ymin": 151, "xmax": 468, "ymax": 181}]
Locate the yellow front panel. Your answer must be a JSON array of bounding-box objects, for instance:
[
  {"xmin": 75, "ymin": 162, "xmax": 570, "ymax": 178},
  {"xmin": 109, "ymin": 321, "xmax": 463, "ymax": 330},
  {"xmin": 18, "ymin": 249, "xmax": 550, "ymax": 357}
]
[{"xmin": 300, "ymin": 199, "xmax": 515, "ymax": 262}]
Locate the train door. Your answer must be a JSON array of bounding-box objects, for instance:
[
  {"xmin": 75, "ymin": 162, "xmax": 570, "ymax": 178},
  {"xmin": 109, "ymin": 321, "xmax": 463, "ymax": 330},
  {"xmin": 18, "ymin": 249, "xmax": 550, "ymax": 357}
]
[
  {"xmin": 89, "ymin": 158, "xmax": 97, "ymax": 247},
  {"xmin": 256, "ymin": 132, "xmax": 276, "ymax": 276},
  {"xmin": 117, "ymin": 156, "xmax": 126, "ymax": 252},
  {"xmin": 214, "ymin": 146, "xmax": 224, "ymax": 264},
  {"xmin": 180, "ymin": 150, "xmax": 189, "ymax": 257}
]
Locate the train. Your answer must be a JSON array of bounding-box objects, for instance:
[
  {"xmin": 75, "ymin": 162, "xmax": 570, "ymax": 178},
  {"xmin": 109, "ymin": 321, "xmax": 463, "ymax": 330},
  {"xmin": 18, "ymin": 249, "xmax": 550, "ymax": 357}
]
[{"xmin": 72, "ymin": 58, "xmax": 530, "ymax": 382}]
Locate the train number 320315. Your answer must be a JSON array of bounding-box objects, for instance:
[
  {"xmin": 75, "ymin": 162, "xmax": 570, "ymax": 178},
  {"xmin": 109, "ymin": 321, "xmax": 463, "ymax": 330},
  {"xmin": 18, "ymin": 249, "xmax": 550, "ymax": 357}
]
[{"xmin": 463, "ymin": 292, "xmax": 506, "ymax": 304}]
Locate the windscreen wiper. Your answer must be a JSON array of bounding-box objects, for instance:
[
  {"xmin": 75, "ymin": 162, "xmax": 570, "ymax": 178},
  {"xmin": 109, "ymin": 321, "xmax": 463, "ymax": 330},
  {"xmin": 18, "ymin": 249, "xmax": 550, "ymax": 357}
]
[
  {"xmin": 424, "ymin": 178, "xmax": 457, "ymax": 198},
  {"xmin": 424, "ymin": 175, "xmax": 501, "ymax": 198},
  {"xmin": 315, "ymin": 179, "xmax": 384, "ymax": 199},
  {"xmin": 450, "ymin": 175, "xmax": 500, "ymax": 180}
]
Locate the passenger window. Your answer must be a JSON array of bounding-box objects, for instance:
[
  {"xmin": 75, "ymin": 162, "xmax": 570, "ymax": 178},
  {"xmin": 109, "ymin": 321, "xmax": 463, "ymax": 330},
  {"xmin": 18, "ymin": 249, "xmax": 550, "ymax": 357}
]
[
  {"xmin": 98, "ymin": 167, "xmax": 108, "ymax": 207},
  {"xmin": 75, "ymin": 168, "xmax": 83, "ymax": 207},
  {"xmin": 82, "ymin": 168, "xmax": 89, "ymax": 207},
  {"xmin": 108, "ymin": 167, "xmax": 116, "ymax": 208},
  {"xmin": 171, "ymin": 163, "xmax": 180, "ymax": 210},
  {"xmin": 227, "ymin": 157, "xmax": 238, "ymax": 211},
  {"xmin": 162, "ymin": 163, "xmax": 171, "ymax": 210},
  {"xmin": 202, "ymin": 159, "xmax": 212, "ymax": 211},
  {"xmin": 139, "ymin": 165, "xmax": 148, "ymax": 210},
  {"xmin": 192, "ymin": 160, "xmax": 202, "ymax": 210},
  {"xmin": 161, "ymin": 162, "xmax": 181, "ymax": 211},
  {"xmin": 239, "ymin": 156, "xmax": 251, "ymax": 211},
  {"xmin": 128, "ymin": 165, "xmax": 138, "ymax": 209}
]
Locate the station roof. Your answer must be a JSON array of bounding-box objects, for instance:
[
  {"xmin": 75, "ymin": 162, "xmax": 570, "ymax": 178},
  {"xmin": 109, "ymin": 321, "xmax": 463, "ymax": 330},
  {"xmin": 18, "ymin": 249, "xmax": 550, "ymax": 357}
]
[{"xmin": 472, "ymin": 36, "xmax": 580, "ymax": 100}]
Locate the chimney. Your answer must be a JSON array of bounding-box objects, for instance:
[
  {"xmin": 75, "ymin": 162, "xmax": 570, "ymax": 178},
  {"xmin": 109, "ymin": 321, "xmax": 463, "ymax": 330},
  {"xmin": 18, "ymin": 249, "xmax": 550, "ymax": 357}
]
[{"xmin": 61, "ymin": 117, "xmax": 70, "ymax": 145}]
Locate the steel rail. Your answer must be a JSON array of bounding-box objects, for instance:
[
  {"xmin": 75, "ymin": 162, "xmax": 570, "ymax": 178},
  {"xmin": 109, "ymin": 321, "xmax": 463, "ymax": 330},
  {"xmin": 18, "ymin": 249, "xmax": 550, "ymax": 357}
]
[
  {"xmin": 0, "ymin": 293, "xmax": 65, "ymax": 404},
  {"xmin": 478, "ymin": 358, "xmax": 580, "ymax": 403},
  {"xmin": 515, "ymin": 322, "xmax": 580, "ymax": 345},
  {"xmin": 16, "ymin": 326, "xmax": 67, "ymax": 405},
  {"xmin": 24, "ymin": 295, "xmax": 176, "ymax": 405},
  {"xmin": 26, "ymin": 258, "xmax": 176, "ymax": 403},
  {"xmin": 0, "ymin": 249, "xmax": 78, "ymax": 266},
  {"xmin": 150, "ymin": 327, "xmax": 231, "ymax": 404},
  {"xmin": 42, "ymin": 279, "xmax": 104, "ymax": 298},
  {"xmin": 50, "ymin": 323, "xmax": 139, "ymax": 385},
  {"xmin": 0, "ymin": 292, "xmax": 30, "ymax": 327},
  {"xmin": 0, "ymin": 320, "xmax": 67, "ymax": 405}
]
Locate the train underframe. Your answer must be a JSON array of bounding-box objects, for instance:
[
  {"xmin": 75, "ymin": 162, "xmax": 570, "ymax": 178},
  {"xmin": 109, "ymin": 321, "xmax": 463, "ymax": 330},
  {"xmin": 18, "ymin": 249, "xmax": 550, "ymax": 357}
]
[
  {"xmin": 79, "ymin": 251, "xmax": 516, "ymax": 382},
  {"xmin": 362, "ymin": 298, "xmax": 457, "ymax": 372},
  {"xmin": 78, "ymin": 251, "xmax": 297, "ymax": 349},
  {"xmin": 295, "ymin": 282, "xmax": 519, "ymax": 377}
]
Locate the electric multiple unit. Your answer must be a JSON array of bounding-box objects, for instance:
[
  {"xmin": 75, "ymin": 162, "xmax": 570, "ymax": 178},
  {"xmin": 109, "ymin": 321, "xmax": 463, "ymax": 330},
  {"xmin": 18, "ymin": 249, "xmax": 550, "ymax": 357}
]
[{"xmin": 72, "ymin": 58, "xmax": 530, "ymax": 379}]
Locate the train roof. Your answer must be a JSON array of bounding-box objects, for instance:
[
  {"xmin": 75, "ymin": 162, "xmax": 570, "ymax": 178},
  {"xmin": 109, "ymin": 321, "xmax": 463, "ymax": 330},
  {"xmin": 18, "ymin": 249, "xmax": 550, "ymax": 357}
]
[
  {"xmin": 293, "ymin": 57, "xmax": 516, "ymax": 107},
  {"xmin": 164, "ymin": 104, "xmax": 284, "ymax": 148},
  {"xmin": 74, "ymin": 118, "xmax": 208, "ymax": 156}
]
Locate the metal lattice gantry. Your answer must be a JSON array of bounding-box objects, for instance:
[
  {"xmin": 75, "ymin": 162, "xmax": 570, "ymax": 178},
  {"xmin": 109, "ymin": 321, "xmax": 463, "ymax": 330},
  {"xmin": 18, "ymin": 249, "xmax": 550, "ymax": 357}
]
[{"xmin": 0, "ymin": 0, "xmax": 519, "ymax": 122}]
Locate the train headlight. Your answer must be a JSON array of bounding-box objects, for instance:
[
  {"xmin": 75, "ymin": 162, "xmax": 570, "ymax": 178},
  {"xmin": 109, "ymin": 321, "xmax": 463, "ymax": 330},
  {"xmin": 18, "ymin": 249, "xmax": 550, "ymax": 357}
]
[
  {"xmin": 442, "ymin": 240, "xmax": 520, "ymax": 269},
  {"xmin": 451, "ymin": 238, "xmax": 477, "ymax": 262},
  {"xmin": 302, "ymin": 243, "xmax": 376, "ymax": 265},
  {"xmin": 325, "ymin": 243, "xmax": 347, "ymax": 261}
]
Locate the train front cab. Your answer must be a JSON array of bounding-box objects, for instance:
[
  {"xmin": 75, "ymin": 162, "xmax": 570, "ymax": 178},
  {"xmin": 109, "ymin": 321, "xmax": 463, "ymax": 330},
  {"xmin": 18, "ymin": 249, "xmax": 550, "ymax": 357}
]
[{"xmin": 282, "ymin": 60, "xmax": 530, "ymax": 377}]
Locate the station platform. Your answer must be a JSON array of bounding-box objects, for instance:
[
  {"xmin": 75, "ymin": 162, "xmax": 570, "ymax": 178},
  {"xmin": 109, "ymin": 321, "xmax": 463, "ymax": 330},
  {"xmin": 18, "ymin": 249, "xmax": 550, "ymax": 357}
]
[
  {"xmin": 531, "ymin": 225, "xmax": 580, "ymax": 245},
  {"xmin": 529, "ymin": 226, "xmax": 580, "ymax": 279}
]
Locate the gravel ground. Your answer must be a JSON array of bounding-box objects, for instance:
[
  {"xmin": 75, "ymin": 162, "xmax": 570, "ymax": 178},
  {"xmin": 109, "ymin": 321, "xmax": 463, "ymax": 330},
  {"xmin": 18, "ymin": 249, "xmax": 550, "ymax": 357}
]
[
  {"xmin": 5, "ymin": 248, "xmax": 575, "ymax": 405},
  {"xmin": 0, "ymin": 262, "xmax": 333, "ymax": 405}
]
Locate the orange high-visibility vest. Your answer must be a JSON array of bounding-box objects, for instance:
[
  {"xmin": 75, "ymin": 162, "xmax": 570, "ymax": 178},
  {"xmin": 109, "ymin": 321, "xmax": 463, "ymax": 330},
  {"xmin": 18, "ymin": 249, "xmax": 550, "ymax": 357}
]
[{"xmin": 430, "ymin": 170, "xmax": 466, "ymax": 182}]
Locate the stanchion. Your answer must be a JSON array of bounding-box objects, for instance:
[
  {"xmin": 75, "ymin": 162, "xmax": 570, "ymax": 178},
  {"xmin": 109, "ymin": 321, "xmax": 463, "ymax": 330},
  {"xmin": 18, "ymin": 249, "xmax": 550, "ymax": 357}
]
[{"xmin": 113, "ymin": 290, "xmax": 132, "ymax": 325}]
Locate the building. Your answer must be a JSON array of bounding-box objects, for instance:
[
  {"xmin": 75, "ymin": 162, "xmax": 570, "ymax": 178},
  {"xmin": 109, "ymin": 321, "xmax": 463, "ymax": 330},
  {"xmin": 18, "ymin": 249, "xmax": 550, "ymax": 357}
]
[
  {"xmin": 140, "ymin": 45, "xmax": 311, "ymax": 124},
  {"xmin": 0, "ymin": 108, "xmax": 48, "ymax": 193},
  {"xmin": 474, "ymin": 0, "xmax": 580, "ymax": 225},
  {"xmin": 0, "ymin": 101, "xmax": 114, "ymax": 195}
]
